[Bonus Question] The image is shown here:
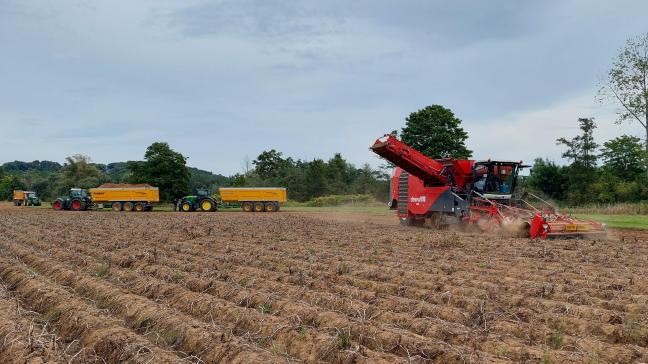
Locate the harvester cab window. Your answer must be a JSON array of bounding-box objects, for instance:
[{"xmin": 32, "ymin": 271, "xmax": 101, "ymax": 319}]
[{"xmin": 474, "ymin": 162, "xmax": 521, "ymax": 195}]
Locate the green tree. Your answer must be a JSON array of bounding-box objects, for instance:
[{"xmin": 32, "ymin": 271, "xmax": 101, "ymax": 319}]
[
  {"xmin": 556, "ymin": 118, "xmax": 598, "ymax": 169},
  {"xmin": 0, "ymin": 175, "xmax": 26, "ymax": 201},
  {"xmin": 304, "ymin": 159, "xmax": 328, "ymax": 198},
  {"xmin": 128, "ymin": 142, "xmax": 189, "ymax": 201},
  {"xmin": 527, "ymin": 158, "xmax": 569, "ymax": 200},
  {"xmin": 401, "ymin": 105, "xmax": 472, "ymax": 159},
  {"xmin": 57, "ymin": 154, "xmax": 104, "ymax": 194},
  {"xmin": 599, "ymin": 33, "xmax": 648, "ymax": 178},
  {"xmin": 600, "ymin": 135, "xmax": 647, "ymax": 181},
  {"xmin": 555, "ymin": 118, "xmax": 599, "ymax": 205},
  {"xmin": 253, "ymin": 149, "xmax": 287, "ymax": 180},
  {"xmin": 326, "ymin": 153, "xmax": 351, "ymax": 193}
]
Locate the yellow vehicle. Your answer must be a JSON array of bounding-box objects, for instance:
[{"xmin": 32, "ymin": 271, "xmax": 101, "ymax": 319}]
[
  {"xmin": 219, "ymin": 187, "xmax": 287, "ymax": 212},
  {"xmin": 12, "ymin": 190, "xmax": 41, "ymax": 206},
  {"xmin": 89, "ymin": 184, "xmax": 160, "ymax": 212}
]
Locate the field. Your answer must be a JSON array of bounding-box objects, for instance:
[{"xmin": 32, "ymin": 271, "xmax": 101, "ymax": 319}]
[{"xmin": 0, "ymin": 205, "xmax": 647, "ymax": 363}]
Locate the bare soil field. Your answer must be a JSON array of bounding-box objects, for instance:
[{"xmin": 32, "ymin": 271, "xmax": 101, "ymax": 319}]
[{"xmin": 0, "ymin": 204, "xmax": 646, "ymax": 363}]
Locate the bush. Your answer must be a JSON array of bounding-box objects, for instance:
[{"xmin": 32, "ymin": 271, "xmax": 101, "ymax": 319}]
[{"xmin": 306, "ymin": 194, "xmax": 374, "ymax": 207}]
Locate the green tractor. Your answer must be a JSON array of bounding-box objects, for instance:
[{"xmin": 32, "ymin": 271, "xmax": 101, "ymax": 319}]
[
  {"xmin": 52, "ymin": 188, "xmax": 93, "ymax": 211},
  {"xmin": 179, "ymin": 189, "xmax": 217, "ymax": 212}
]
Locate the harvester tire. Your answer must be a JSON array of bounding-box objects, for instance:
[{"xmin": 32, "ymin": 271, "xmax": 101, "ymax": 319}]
[
  {"xmin": 181, "ymin": 202, "xmax": 193, "ymax": 212},
  {"xmin": 70, "ymin": 199, "xmax": 84, "ymax": 211},
  {"xmin": 265, "ymin": 202, "xmax": 278, "ymax": 212},
  {"xmin": 52, "ymin": 200, "xmax": 63, "ymax": 211},
  {"xmin": 111, "ymin": 202, "xmax": 122, "ymax": 211},
  {"xmin": 123, "ymin": 202, "xmax": 134, "ymax": 212},
  {"xmin": 253, "ymin": 202, "xmax": 265, "ymax": 212},
  {"xmin": 241, "ymin": 202, "xmax": 253, "ymax": 212},
  {"xmin": 134, "ymin": 202, "xmax": 145, "ymax": 212},
  {"xmin": 199, "ymin": 198, "xmax": 215, "ymax": 212}
]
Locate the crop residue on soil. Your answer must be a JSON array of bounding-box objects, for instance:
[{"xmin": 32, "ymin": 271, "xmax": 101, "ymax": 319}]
[{"xmin": 0, "ymin": 205, "xmax": 646, "ymax": 363}]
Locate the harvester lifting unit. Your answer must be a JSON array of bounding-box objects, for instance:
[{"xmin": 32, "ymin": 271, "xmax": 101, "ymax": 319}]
[{"xmin": 371, "ymin": 134, "xmax": 605, "ymax": 239}]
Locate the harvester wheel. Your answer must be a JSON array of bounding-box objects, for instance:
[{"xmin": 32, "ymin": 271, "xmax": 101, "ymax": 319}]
[
  {"xmin": 265, "ymin": 202, "xmax": 277, "ymax": 212},
  {"xmin": 241, "ymin": 202, "xmax": 253, "ymax": 212},
  {"xmin": 199, "ymin": 199, "xmax": 214, "ymax": 212},
  {"xmin": 70, "ymin": 199, "xmax": 84, "ymax": 211},
  {"xmin": 134, "ymin": 202, "xmax": 145, "ymax": 212},
  {"xmin": 253, "ymin": 202, "xmax": 265, "ymax": 212},
  {"xmin": 52, "ymin": 200, "xmax": 63, "ymax": 211},
  {"xmin": 123, "ymin": 202, "xmax": 134, "ymax": 212},
  {"xmin": 112, "ymin": 202, "xmax": 122, "ymax": 211},
  {"xmin": 181, "ymin": 202, "xmax": 193, "ymax": 212}
]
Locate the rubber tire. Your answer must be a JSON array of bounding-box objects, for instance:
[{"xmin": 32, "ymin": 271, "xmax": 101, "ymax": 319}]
[
  {"xmin": 134, "ymin": 202, "xmax": 145, "ymax": 212},
  {"xmin": 123, "ymin": 202, "xmax": 134, "ymax": 212},
  {"xmin": 265, "ymin": 202, "xmax": 277, "ymax": 212},
  {"xmin": 241, "ymin": 202, "xmax": 253, "ymax": 212},
  {"xmin": 70, "ymin": 199, "xmax": 84, "ymax": 211},
  {"xmin": 199, "ymin": 198, "xmax": 214, "ymax": 212},
  {"xmin": 52, "ymin": 200, "xmax": 63, "ymax": 211},
  {"xmin": 181, "ymin": 202, "xmax": 193, "ymax": 212},
  {"xmin": 112, "ymin": 202, "xmax": 122, "ymax": 211},
  {"xmin": 253, "ymin": 202, "xmax": 265, "ymax": 212}
]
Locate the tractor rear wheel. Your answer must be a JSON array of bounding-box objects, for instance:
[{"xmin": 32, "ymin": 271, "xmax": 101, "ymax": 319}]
[
  {"xmin": 181, "ymin": 202, "xmax": 193, "ymax": 212},
  {"xmin": 112, "ymin": 202, "xmax": 122, "ymax": 211},
  {"xmin": 70, "ymin": 199, "xmax": 84, "ymax": 211},
  {"xmin": 123, "ymin": 202, "xmax": 134, "ymax": 212},
  {"xmin": 241, "ymin": 202, "xmax": 253, "ymax": 212},
  {"xmin": 199, "ymin": 198, "xmax": 214, "ymax": 212},
  {"xmin": 134, "ymin": 202, "xmax": 145, "ymax": 212},
  {"xmin": 52, "ymin": 200, "xmax": 63, "ymax": 211},
  {"xmin": 253, "ymin": 202, "xmax": 265, "ymax": 212},
  {"xmin": 265, "ymin": 202, "xmax": 278, "ymax": 212}
]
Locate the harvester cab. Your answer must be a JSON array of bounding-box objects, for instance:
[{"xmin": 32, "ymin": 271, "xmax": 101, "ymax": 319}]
[
  {"xmin": 179, "ymin": 188, "xmax": 218, "ymax": 212},
  {"xmin": 470, "ymin": 161, "xmax": 528, "ymax": 204},
  {"xmin": 52, "ymin": 188, "xmax": 93, "ymax": 211}
]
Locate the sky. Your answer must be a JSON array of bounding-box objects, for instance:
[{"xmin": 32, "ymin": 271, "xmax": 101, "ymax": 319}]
[{"xmin": 1, "ymin": 0, "xmax": 646, "ymax": 175}]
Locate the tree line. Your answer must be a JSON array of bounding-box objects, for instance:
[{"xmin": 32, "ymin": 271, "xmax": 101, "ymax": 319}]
[{"xmin": 0, "ymin": 142, "xmax": 389, "ymax": 203}]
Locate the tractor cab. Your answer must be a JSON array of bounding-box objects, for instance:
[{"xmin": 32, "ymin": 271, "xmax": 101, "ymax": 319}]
[
  {"xmin": 472, "ymin": 161, "xmax": 528, "ymax": 203},
  {"xmin": 70, "ymin": 188, "xmax": 89, "ymax": 199},
  {"xmin": 24, "ymin": 191, "xmax": 41, "ymax": 206},
  {"xmin": 179, "ymin": 188, "xmax": 218, "ymax": 212}
]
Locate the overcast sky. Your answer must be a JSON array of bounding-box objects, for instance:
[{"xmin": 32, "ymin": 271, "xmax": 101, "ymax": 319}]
[{"xmin": 1, "ymin": 1, "xmax": 646, "ymax": 175}]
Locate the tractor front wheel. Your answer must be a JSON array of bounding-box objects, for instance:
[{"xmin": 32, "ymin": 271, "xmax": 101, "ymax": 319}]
[
  {"xmin": 52, "ymin": 200, "xmax": 63, "ymax": 211},
  {"xmin": 241, "ymin": 202, "xmax": 253, "ymax": 212},
  {"xmin": 181, "ymin": 202, "xmax": 193, "ymax": 212}
]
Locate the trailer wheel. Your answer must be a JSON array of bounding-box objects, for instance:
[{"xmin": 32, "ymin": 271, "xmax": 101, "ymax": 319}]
[
  {"xmin": 266, "ymin": 202, "xmax": 279, "ymax": 212},
  {"xmin": 241, "ymin": 202, "xmax": 253, "ymax": 212},
  {"xmin": 181, "ymin": 202, "xmax": 193, "ymax": 212},
  {"xmin": 134, "ymin": 202, "xmax": 145, "ymax": 212},
  {"xmin": 253, "ymin": 202, "xmax": 265, "ymax": 212},
  {"xmin": 52, "ymin": 200, "xmax": 63, "ymax": 211},
  {"xmin": 70, "ymin": 199, "xmax": 84, "ymax": 211},
  {"xmin": 123, "ymin": 202, "xmax": 134, "ymax": 212},
  {"xmin": 112, "ymin": 202, "xmax": 122, "ymax": 211}
]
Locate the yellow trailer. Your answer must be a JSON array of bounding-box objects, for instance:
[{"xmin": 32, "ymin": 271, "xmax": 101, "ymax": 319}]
[
  {"xmin": 89, "ymin": 185, "xmax": 160, "ymax": 212},
  {"xmin": 219, "ymin": 187, "xmax": 287, "ymax": 212}
]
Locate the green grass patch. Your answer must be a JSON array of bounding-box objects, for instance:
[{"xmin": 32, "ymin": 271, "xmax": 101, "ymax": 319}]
[{"xmin": 573, "ymin": 214, "xmax": 648, "ymax": 230}]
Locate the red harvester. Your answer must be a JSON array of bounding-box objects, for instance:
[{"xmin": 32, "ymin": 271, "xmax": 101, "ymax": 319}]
[{"xmin": 371, "ymin": 135, "xmax": 605, "ymax": 238}]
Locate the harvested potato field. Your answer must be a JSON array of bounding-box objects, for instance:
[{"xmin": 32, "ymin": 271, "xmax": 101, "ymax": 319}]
[{"xmin": 0, "ymin": 206, "xmax": 647, "ymax": 363}]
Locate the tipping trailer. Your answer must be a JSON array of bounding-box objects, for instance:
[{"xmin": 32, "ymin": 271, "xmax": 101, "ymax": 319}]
[
  {"xmin": 52, "ymin": 184, "xmax": 159, "ymax": 212},
  {"xmin": 371, "ymin": 135, "xmax": 605, "ymax": 238},
  {"xmin": 219, "ymin": 187, "xmax": 287, "ymax": 212},
  {"xmin": 89, "ymin": 184, "xmax": 160, "ymax": 211},
  {"xmin": 12, "ymin": 190, "xmax": 41, "ymax": 206}
]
